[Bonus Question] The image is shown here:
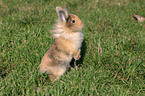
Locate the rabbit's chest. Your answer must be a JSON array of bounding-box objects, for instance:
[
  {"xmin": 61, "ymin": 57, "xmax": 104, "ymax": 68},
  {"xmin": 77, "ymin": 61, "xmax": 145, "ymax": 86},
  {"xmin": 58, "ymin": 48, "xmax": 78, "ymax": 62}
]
[
  {"xmin": 71, "ymin": 32, "xmax": 84, "ymax": 50},
  {"xmin": 58, "ymin": 32, "xmax": 84, "ymax": 50}
]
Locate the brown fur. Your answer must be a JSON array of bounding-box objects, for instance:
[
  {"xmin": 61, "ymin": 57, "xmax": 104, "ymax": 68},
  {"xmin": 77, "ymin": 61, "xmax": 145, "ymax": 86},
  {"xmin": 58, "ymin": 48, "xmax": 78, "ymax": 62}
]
[{"xmin": 39, "ymin": 6, "xmax": 84, "ymax": 81}]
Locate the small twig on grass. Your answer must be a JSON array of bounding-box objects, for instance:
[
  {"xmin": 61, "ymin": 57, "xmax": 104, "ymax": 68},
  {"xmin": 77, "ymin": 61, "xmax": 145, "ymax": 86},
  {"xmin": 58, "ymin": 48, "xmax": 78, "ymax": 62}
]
[
  {"xmin": 92, "ymin": 82, "xmax": 99, "ymax": 95},
  {"xmin": 98, "ymin": 39, "xmax": 102, "ymax": 56},
  {"xmin": 133, "ymin": 14, "xmax": 145, "ymax": 22}
]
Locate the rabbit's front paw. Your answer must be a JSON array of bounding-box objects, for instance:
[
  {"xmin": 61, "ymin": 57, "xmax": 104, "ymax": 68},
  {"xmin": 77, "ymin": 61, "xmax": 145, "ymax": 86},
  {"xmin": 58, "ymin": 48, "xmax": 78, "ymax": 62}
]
[
  {"xmin": 74, "ymin": 49, "xmax": 81, "ymax": 60},
  {"xmin": 74, "ymin": 55, "xmax": 81, "ymax": 60}
]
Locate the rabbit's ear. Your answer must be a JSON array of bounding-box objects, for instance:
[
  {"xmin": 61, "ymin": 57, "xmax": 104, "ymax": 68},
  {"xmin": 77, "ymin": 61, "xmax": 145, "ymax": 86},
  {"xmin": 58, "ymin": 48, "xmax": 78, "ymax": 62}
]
[{"xmin": 56, "ymin": 6, "xmax": 69, "ymax": 22}]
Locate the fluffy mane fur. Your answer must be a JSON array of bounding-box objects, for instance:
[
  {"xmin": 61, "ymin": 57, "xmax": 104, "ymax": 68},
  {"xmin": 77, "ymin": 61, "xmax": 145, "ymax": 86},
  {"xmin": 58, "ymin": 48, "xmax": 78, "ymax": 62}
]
[
  {"xmin": 51, "ymin": 20, "xmax": 84, "ymax": 49},
  {"xmin": 51, "ymin": 20, "xmax": 83, "ymax": 38}
]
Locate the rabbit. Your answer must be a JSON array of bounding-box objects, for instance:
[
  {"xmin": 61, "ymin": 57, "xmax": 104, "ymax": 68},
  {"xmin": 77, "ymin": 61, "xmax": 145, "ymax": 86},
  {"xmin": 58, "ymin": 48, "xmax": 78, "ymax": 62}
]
[{"xmin": 39, "ymin": 6, "xmax": 84, "ymax": 81}]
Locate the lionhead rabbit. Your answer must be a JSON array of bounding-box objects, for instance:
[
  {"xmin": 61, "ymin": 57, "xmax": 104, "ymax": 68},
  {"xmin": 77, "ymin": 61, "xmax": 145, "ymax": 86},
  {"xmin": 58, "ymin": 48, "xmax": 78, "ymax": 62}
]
[{"xmin": 39, "ymin": 6, "xmax": 84, "ymax": 81}]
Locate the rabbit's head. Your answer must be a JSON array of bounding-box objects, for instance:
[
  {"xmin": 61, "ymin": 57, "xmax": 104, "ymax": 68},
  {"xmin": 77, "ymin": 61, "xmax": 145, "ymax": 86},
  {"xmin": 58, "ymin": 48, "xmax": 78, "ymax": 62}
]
[
  {"xmin": 56, "ymin": 6, "xmax": 84, "ymax": 32},
  {"xmin": 51, "ymin": 6, "xmax": 84, "ymax": 38}
]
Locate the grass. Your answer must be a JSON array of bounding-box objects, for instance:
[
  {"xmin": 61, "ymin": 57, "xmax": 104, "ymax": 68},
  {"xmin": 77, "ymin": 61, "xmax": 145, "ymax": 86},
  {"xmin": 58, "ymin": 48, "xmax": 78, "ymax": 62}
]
[{"xmin": 0, "ymin": 0, "xmax": 145, "ymax": 95}]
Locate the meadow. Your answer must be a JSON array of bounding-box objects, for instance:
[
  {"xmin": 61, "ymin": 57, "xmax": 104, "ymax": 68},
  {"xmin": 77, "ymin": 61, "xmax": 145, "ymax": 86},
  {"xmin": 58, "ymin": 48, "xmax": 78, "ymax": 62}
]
[{"xmin": 0, "ymin": 0, "xmax": 145, "ymax": 95}]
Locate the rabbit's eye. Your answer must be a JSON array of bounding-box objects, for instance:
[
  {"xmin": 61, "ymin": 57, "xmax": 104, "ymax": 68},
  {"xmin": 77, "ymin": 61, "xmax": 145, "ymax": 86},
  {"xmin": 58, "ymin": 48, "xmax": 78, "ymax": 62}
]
[{"xmin": 71, "ymin": 20, "xmax": 75, "ymax": 23}]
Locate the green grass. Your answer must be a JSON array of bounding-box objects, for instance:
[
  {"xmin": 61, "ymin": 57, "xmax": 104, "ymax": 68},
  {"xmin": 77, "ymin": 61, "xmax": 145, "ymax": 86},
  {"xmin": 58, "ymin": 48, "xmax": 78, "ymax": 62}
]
[{"xmin": 0, "ymin": 0, "xmax": 145, "ymax": 95}]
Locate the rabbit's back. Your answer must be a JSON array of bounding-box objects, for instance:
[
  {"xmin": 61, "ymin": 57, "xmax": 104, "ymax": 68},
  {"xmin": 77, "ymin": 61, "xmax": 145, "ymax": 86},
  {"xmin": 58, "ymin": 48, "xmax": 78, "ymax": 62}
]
[{"xmin": 40, "ymin": 37, "xmax": 73, "ymax": 75}]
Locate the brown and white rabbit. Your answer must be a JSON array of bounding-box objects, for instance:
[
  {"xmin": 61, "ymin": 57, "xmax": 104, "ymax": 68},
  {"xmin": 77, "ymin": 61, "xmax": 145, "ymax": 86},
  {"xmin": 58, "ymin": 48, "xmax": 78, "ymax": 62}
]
[{"xmin": 39, "ymin": 6, "xmax": 84, "ymax": 81}]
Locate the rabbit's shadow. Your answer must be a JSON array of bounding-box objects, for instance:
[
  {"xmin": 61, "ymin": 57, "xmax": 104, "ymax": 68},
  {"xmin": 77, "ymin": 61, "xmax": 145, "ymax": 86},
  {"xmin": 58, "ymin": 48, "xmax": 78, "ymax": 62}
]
[{"xmin": 69, "ymin": 40, "xmax": 87, "ymax": 70}]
